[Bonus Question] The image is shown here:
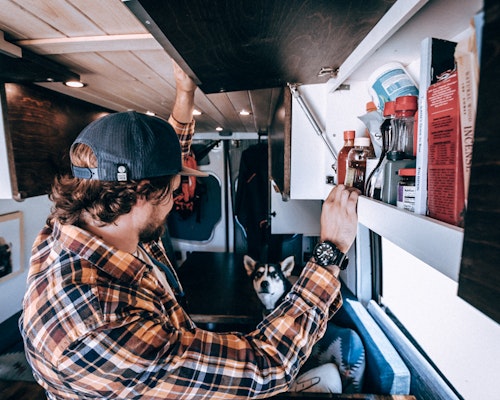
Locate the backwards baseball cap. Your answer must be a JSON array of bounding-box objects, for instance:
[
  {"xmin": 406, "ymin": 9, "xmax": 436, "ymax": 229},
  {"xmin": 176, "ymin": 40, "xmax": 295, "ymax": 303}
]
[{"xmin": 71, "ymin": 111, "xmax": 207, "ymax": 181}]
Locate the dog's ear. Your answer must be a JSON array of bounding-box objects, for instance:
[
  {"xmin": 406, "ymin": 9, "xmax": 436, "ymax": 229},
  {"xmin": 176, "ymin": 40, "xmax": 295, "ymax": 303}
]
[
  {"xmin": 244, "ymin": 255, "xmax": 257, "ymax": 276},
  {"xmin": 280, "ymin": 255, "xmax": 295, "ymax": 277}
]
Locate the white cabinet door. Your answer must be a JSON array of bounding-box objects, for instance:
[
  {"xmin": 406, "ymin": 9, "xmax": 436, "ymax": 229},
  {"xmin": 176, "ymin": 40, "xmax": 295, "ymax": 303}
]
[{"xmin": 270, "ymin": 182, "xmax": 321, "ymax": 236}]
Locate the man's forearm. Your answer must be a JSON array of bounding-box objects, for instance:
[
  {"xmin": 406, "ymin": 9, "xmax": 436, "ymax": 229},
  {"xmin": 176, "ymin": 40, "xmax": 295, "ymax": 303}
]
[{"xmin": 172, "ymin": 88, "xmax": 195, "ymax": 124}]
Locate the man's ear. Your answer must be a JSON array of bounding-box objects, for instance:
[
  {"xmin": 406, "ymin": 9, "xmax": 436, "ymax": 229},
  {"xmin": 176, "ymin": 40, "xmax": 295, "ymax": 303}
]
[
  {"xmin": 136, "ymin": 179, "xmax": 152, "ymax": 194},
  {"xmin": 133, "ymin": 180, "xmax": 152, "ymax": 206},
  {"xmin": 244, "ymin": 255, "xmax": 256, "ymax": 276},
  {"xmin": 280, "ymin": 255, "xmax": 295, "ymax": 277}
]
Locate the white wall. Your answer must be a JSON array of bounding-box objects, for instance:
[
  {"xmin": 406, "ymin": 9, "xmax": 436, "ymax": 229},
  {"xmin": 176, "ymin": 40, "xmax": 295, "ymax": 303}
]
[
  {"xmin": 382, "ymin": 239, "xmax": 500, "ymax": 400},
  {"xmin": 0, "ymin": 196, "xmax": 51, "ymax": 323}
]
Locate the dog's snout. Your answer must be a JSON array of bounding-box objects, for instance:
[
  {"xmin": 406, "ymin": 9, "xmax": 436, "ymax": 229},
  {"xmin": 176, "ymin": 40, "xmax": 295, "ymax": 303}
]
[{"xmin": 261, "ymin": 281, "xmax": 270, "ymax": 289}]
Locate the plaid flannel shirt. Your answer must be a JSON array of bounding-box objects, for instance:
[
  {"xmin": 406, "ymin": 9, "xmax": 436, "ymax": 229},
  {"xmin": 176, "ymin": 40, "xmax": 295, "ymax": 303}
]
[{"xmin": 20, "ymin": 117, "xmax": 342, "ymax": 399}]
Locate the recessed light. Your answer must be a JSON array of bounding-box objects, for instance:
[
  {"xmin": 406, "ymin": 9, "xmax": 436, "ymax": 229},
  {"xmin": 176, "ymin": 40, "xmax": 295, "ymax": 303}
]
[
  {"xmin": 145, "ymin": 111, "xmax": 156, "ymax": 116},
  {"xmin": 239, "ymin": 110, "xmax": 251, "ymax": 116},
  {"xmin": 216, "ymin": 127, "xmax": 223, "ymax": 131},
  {"xmin": 193, "ymin": 109, "xmax": 202, "ymax": 116},
  {"xmin": 63, "ymin": 81, "xmax": 86, "ymax": 88}
]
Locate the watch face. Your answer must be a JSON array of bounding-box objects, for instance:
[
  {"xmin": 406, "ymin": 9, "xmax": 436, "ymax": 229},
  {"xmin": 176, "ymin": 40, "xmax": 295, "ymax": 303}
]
[
  {"xmin": 314, "ymin": 242, "xmax": 336, "ymax": 266},
  {"xmin": 313, "ymin": 241, "xmax": 348, "ymax": 268}
]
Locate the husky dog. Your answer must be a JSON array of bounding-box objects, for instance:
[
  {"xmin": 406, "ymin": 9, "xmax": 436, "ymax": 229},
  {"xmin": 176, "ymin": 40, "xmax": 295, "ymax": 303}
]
[
  {"xmin": 244, "ymin": 255, "xmax": 366, "ymax": 394},
  {"xmin": 244, "ymin": 255, "xmax": 295, "ymax": 315}
]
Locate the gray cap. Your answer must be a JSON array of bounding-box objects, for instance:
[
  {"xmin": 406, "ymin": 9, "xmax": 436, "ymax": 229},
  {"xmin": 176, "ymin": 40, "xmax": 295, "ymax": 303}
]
[{"xmin": 71, "ymin": 111, "xmax": 207, "ymax": 181}]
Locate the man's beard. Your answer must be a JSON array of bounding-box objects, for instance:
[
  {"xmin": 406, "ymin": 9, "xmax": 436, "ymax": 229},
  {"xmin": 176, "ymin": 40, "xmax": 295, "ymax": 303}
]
[{"xmin": 138, "ymin": 218, "xmax": 167, "ymax": 243}]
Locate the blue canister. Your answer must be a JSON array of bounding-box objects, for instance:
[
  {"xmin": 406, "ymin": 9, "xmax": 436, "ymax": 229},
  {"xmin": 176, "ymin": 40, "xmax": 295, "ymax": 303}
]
[{"xmin": 368, "ymin": 62, "xmax": 419, "ymax": 111}]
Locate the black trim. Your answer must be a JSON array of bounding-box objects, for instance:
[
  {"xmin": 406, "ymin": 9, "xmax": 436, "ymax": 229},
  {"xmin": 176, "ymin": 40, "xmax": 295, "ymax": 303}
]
[{"xmin": 369, "ymin": 230, "xmax": 383, "ymax": 303}]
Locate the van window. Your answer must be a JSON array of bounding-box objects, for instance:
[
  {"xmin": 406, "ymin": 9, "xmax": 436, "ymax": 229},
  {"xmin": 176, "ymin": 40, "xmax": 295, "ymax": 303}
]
[{"xmin": 381, "ymin": 238, "xmax": 500, "ymax": 399}]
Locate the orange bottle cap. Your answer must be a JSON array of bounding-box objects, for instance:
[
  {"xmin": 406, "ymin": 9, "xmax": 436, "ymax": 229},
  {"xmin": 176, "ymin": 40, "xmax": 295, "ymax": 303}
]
[
  {"xmin": 366, "ymin": 101, "xmax": 378, "ymax": 112},
  {"xmin": 395, "ymin": 95, "xmax": 418, "ymax": 112},
  {"xmin": 343, "ymin": 130, "xmax": 355, "ymax": 139},
  {"xmin": 383, "ymin": 101, "xmax": 396, "ymax": 117}
]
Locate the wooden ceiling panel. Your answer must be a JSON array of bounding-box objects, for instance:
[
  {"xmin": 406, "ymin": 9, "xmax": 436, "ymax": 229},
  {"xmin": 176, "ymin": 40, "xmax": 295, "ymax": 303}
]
[
  {"xmin": 250, "ymin": 88, "xmax": 283, "ymax": 133},
  {"xmin": 11, "ymin": 0, "xmax": 105, "ymax": 37},
  {"xmin": 0, "ymin": 1, "xmax": 64, "ymax": 39},
  {"xmin": 204, "ymin": 92, "xmax": 247, "ymax": 133},
  {"xmin": 67, "ymin": 0, "xmax": 149, "ymax": 35}
]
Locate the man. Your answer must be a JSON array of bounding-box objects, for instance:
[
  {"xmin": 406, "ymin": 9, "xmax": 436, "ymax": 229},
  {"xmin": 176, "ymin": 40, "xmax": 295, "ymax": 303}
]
[{"xmin": 20, "ymin": 61, "xmax": 359, "ymax": 399}]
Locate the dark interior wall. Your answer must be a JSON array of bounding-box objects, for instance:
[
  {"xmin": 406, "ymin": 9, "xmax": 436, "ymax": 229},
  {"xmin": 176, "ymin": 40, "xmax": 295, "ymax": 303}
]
[{"xmin": 1, "ymin": 83, "xmax": 112, "ymax": 199}]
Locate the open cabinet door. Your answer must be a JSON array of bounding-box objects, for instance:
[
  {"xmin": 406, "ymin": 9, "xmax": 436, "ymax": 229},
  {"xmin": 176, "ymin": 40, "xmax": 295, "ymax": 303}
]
[{"xmin": 269, "ymin": 182, "xmax": 321, "ymax": 236}]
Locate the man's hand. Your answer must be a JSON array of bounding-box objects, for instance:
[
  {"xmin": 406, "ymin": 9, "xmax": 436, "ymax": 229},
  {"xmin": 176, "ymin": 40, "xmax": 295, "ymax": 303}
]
[
  {"xmin": 172, "ymin": 59, "xmax": 197, "ymax": 94},
  {"xmin": 319, "ymin": 185, "xmax": 359, "ymax": 254}
]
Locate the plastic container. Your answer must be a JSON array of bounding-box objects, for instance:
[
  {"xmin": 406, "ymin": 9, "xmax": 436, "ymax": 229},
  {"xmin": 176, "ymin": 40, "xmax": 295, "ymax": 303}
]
[
  {"xmin": 381, "ymin": 156, "xmax": 416, "ymax": 205},
  {"xmin": 337, "ymin": 130, "xmax": 356, "ymax": 185},
  {"xmin": 368, "ymin": 62, "xmax": 419, "ymax": 111},
  {"xmin": 397, "ymin": 168, "xmax": 416, "ymax": 211},
  {"xmin": 345, "ymin": 137, "xmax": 372, "ymax": 194},
  {"xmin": 358, "ymin": 101, "xmax": 383, "ymax": 156}
]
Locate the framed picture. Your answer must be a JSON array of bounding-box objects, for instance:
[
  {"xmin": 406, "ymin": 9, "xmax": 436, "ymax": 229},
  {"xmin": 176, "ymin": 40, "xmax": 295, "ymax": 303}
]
[{"xmin": 0, "ymin": 211, "xmax": 24, "ymax": 283}]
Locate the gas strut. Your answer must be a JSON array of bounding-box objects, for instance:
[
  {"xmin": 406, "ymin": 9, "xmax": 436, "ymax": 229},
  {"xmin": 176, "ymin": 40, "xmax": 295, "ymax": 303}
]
[{"xmin": 288, "ymin": 83, "xmax": 338, "ymax": 171}]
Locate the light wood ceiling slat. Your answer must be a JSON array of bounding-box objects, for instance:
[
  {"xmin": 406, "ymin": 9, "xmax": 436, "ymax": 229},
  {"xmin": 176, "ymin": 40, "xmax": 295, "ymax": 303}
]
[
  {"xmin": 11, "ymin": 0, "xmax": 105, "ymax": 36},
  {"xmin": 0, "ymin": 1, "xmax": 65, "ymax": 39},
  {"xmin": 67, "ymin": 0, "xmax": 149, "ymax": 35},
  {"xmin": 250, "ymin": 88, "xmax": 282, "ymax": 133},
  {"xmin": 52, "ymin": 52, "xmax": 166, "ymax": 112},
  {"xmin": 97, "ymin": 50, "xmax": 176, "ymax": 105},
  {"xmin": 205, "ymin": 92, "xmax": 246, "ymax": 133},
  {"xmin": 36, "ymin": 81, "xmax": 128, "ymax": 113},
  {"xmin": 15, "ymin": 34, "xmax": 161, "ymax": 55},
  {"xmin": 226, "ymin": 91, "xmax": 255, "ymax": 132}
]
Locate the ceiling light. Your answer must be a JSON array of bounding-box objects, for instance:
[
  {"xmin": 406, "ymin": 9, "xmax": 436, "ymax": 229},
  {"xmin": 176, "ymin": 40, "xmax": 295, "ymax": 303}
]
[
  {"xmin": 216, "ymin": 127, "xmax": 223, "ymax": 131},
  {"xmin": 239, "ymin": 110, "xmax": 251, "ymax": 116},
  {"xmin": 63, "ymin": 80, "xmax": 85, "ymax": 88},
  {"xmin": 145, "ymin": 111, "xmax": 156, "ymax": 116},
  {"xmin": 193, "ymin": 109, "xmax": 202, "ymax": 116}
]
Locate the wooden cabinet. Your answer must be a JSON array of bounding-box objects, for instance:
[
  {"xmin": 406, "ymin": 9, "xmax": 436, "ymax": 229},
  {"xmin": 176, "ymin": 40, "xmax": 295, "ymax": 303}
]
[{"xmin": 458, "ymin": 0, "xmax": 500, "ymax": 324}]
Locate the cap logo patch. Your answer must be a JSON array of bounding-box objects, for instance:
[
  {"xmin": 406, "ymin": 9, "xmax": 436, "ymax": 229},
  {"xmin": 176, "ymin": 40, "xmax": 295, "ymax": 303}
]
[{"xmin": 116, "ymin": 164, "xmax": 128, "ymax": 181}]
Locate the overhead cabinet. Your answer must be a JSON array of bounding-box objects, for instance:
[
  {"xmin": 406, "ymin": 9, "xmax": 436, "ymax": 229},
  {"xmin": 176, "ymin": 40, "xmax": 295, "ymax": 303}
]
[{"xmin": 287, "ymin": 0, "xmax": 496, "ymax": 323}]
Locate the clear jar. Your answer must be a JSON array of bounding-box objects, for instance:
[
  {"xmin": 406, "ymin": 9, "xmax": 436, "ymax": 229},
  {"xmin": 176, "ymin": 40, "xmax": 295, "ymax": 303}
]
[
  {"xmin": 394, "ymin": 95, "xmax": 418, "ymax": 158},
  {"xmin": 397, "ymin": 168, "xmax": 416, "ymax": 211},
  {"xmin": 345, "ymin": 137, "xmax": 372, "ymax": 194}
]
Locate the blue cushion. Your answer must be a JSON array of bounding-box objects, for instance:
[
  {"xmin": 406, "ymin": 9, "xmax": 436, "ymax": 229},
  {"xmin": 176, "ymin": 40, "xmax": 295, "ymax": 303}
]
[
  {"xmin": 332, "ymin": 288, "xmax": 410, "ymax": 394},
  {"xmin": 305, "ymin": 322, "xmax": 366, "ymax": 393}
]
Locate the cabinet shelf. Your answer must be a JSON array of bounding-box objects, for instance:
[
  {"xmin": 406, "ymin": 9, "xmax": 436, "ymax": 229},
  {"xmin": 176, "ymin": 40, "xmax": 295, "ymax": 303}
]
[{"xmin": 357, "ymin": 196, "xmax": 463, "ymax": 282}]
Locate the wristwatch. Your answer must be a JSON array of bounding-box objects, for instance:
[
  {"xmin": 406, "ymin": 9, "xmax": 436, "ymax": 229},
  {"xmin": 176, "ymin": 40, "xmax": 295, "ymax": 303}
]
[{"xmin": 313, "ymin": 240, "xmax": 349, "ymax": 270}]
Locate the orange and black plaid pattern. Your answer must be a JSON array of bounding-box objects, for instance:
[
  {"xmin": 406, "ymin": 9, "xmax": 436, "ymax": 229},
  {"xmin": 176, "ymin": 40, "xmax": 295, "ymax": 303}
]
[{"xmin": 168, "ymin": 115, "xmax": 195, "ymax": 157}]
